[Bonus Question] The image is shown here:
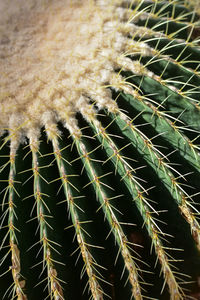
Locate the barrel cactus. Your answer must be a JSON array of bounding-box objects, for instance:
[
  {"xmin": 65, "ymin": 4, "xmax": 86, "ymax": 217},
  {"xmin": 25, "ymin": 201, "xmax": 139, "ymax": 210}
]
[{"xmin": 0, "ymin": 0, "xmax": 200, "ymax": 299}]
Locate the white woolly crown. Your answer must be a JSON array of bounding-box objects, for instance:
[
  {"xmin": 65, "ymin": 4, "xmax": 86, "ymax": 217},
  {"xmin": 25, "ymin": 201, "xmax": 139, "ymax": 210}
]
[{"xmin": 0, "ymin": 0, "xmax": 165, "ymax": 152}]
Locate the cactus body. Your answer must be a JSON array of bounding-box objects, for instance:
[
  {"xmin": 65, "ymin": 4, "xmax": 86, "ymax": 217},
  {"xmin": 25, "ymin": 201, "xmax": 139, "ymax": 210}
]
[{"xmin": 0, "ymin": 0, "xmax": 200, "ymax": 299}]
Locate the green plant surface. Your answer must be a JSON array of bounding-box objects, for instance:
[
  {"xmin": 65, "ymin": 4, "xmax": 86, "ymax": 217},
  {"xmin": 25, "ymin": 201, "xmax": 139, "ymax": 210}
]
[{"xmin": 0, "ymin": 0, "xmax": 200, "ymax": 299}]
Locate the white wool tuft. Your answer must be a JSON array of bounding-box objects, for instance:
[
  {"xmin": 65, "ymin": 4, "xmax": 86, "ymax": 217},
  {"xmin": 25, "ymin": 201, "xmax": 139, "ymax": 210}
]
[{"xmin": 0, "ymin": 0, "xmax": 161, "ymax": 147}]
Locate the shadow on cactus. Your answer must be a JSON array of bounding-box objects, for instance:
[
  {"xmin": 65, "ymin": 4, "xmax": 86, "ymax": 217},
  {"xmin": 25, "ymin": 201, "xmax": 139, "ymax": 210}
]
[{"xmin": 1, "ymin": 0, "xmax": 200, "ymax": 299}]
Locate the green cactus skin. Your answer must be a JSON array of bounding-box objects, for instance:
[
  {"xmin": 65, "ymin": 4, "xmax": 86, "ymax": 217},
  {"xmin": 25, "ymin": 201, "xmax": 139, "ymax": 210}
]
[{"xmin": 0, "ymin": 0, "xmax": 200, "ymax": 299}]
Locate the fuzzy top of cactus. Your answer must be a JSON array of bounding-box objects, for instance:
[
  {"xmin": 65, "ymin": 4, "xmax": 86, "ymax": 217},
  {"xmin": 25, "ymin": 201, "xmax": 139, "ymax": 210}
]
[
  {"xmin": 0, "ymin": 0, "xmax": 162, "ymax": 151},
  {"xmin": 0, "ymin": 1, "xmax": 119, "ymax": 137}
]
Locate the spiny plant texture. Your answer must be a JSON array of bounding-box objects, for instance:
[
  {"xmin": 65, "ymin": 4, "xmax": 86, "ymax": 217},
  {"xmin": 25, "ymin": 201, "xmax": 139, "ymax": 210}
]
[{"xmin": 0, "ymin": 0, "xmax": 200, "ymax": 299}]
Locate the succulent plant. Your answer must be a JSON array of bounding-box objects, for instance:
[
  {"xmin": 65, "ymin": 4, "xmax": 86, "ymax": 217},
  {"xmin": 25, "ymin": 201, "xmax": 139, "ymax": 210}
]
[{"xmin": 1, "ymin": 0, "xmax": 200, "ymax": 299}]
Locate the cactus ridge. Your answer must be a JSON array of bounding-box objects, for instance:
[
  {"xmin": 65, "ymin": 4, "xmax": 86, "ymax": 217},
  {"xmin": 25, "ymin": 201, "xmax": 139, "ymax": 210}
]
[{"xmin": 0, "ymin": 0, "xmax": 200, "ymax": 299}]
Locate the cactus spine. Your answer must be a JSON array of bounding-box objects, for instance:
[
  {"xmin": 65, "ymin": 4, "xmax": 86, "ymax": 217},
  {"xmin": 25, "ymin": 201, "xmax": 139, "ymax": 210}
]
[{"xmin": 0, "ymin": 0, "xmax": 200, "ymax": 299}]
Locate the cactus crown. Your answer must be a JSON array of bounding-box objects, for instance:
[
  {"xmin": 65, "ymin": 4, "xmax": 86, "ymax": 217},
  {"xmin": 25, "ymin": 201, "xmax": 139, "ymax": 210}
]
[{"xmin": 0, "ymin": 0, "xmax": 200, "ymax": 299}]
